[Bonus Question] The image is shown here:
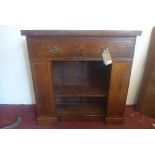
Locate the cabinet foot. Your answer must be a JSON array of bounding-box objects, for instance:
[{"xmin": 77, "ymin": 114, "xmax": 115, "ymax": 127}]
[
  {"xmin": 105, "ymin": 117, "xmax": 124, "ymax": 124},
  {"xmin": 37, "ymin": 116, "xmax": 57, "ymax": 125}
]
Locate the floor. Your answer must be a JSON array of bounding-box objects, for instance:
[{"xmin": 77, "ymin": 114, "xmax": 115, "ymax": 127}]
[{"xmin": 0, "ymin": 104, "xmax": 155, "ymax": 129}]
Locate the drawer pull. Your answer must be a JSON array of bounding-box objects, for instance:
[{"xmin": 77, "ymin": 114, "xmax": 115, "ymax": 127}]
[
  {"xmin": 51, "ymin": 47, "xmax": 61, "ymax": 53},
  {"xmin": 101, "ymin": 47, "xmax": 113, "ymax": 53},
  {"xmin": 101, "ymin": 48, "xmax": 112, "ymax": 65}
]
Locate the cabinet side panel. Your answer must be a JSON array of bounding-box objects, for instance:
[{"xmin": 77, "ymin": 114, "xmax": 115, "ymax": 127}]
[
  {"xmin": 137, "ymin": 27, "xmax": 155, "ymax": 117},
  {"xmin": 107, "ymin": 62, "xmax": 132, "ymax": 118},
  {"xmin": 31, "ymin": 63, "xmax": 55, "ymax": 116}
]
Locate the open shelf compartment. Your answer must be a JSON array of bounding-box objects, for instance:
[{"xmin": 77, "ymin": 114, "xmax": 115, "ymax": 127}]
[
  {"xmin": 51, "ymin": 61, "xmax": 111, "ymax": 117},
  {"xmin": 52, "ymin": 61, "xmax": 111, "ymax": 96},
  {"xmin": 56, "ymin": 97, "xmax": 107, "ymax": 116}
]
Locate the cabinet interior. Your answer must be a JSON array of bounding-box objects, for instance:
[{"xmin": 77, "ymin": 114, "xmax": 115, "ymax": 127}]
[{"xmin": 52, "ymin": 61, "xmax": 111, "ymax": 116}]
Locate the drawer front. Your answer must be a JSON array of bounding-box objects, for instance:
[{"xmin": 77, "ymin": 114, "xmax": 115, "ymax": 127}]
[{"xmin": 27, "ymin": 37, "xmax": 135, "ymax": 60}]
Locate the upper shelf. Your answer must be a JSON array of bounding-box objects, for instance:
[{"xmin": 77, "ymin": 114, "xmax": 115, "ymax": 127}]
[{"xmin": 21, "ymin": 30, "xmax": 142, "ymax": 37}]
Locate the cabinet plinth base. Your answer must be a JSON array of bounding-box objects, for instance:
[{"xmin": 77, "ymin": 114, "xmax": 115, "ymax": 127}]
[
  {"xmin": 105, "ymin": 117, "xmax": 124, "ymax": 124},
  {"xmin": 37, "ymin": 115, "xmax": 106, "ymax": 124},
  {"xmin": 37, "ymin": 116, "xmax": 124, "ymax": 124},
  {"xmin": 57, "ymin": 115, "xmax": 105, "ymax": 122},
  {"xmin": 37, "ymin": 115, "xmax": 124, "ymax": 125},
  {"xmin": 37, "ymin": 116, "xmax": 57, "ymax": 125}
]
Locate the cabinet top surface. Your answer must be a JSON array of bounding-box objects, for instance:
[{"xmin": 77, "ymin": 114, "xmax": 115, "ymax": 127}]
[{"xmin": 21, "ymin": 30, "xmax": 142, "ymax": 37}]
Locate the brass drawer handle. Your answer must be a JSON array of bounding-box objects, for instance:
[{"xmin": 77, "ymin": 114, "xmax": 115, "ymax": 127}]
[
  {"xmin": 101, "ymin": 47, "xmax": 113, "ymax": 53},
  {"xmin": 51, "ymin": 47, "xmax": 61, "ymax": 53}
]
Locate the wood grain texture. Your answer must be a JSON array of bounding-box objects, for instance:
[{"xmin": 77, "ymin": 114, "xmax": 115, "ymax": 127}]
[
  {"xmin": 54, "ymin": 85, "xmax": 107, "ymax": 97},
  {"xmin": 52, "ymin": 61, "xmax": 110, "ymax": 97},
  {"xmin": 22, "ymin": 30, "xmax": 141, "ymax": 125},
  {"xmin": 106, "ymin": 62, "xmax": 132, "ymax": 123},
  {"xmin": 27, "ymin": 37, "xmax": 135, "ymax": 61},
  {"xmin": 137, "ymin": 27, "xmax": 155, "ymax": 118},
  {"xmin": 21, "ymin": 30, "xmax": 142, "ymax": 37},
  {"xmin": 31, "ymin": 63, "xmax": 57, "ymax": 122},
  {"xmin": 56, "ymin": 102, "xmax": 105, "ymax": 115}
]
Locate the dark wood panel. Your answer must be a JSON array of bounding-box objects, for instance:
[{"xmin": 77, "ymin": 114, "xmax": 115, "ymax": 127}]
[
  {"xmin": 52, "ymin": 61, "xmax": 110, "ymax": 87},
  {"xmin": 137, "ymin": 27, "xmax": 155, "ymax": 118},
  {"xmin": 56, "ymin": 97, "xmax": 106, "ymax": 122},
  {"xmin": 106, "ymin": 62, "xmax": 132, "ymax": 123},
  {"xmin": 56, "ymin": 102, "xmax": 105, "ymax": 115},
  {"xmin": 21, "ymin": 30, "xmax": 142, "ymax": 37},
  {"xmin": 27, "ymin": 37, "xmax": 135, "ymax": 60},
  {"xmin": 54, "ymin": 85, "xmax": 107, "ymax": 97},
  {"xmin": 30, "ymin": 57, "xmax": 133, "ymax": 62},
  {"xmin": 37, "ymin": 116, "xmax": 57, "ymax": 125},
  {"xmin": 31, "ymin": 63, "xmax": 55, "ymax": 117},
  {"xmin": 57, "ymin": 115, "xmax": 105, "ymax": 122}
]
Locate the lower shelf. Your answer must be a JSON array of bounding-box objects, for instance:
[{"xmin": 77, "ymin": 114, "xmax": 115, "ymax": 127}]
[{"xmin": 56, "ymin": 102, "xmax": 106, "ymax": 116}]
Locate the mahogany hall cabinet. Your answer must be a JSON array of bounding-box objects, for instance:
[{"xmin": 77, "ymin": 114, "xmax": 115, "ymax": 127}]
[{"xmin": 21, "ymin": 30, "xmax": 141, "ymax": 125}]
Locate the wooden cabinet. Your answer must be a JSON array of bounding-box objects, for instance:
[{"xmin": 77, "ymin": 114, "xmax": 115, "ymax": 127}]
[
  {"xmin": 21, "ymin": 30, "xmax": 141, "ymax": 125},
  {"xmin": 137, "ymin": 27, "xmax": 155, "ymax": 118}
]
